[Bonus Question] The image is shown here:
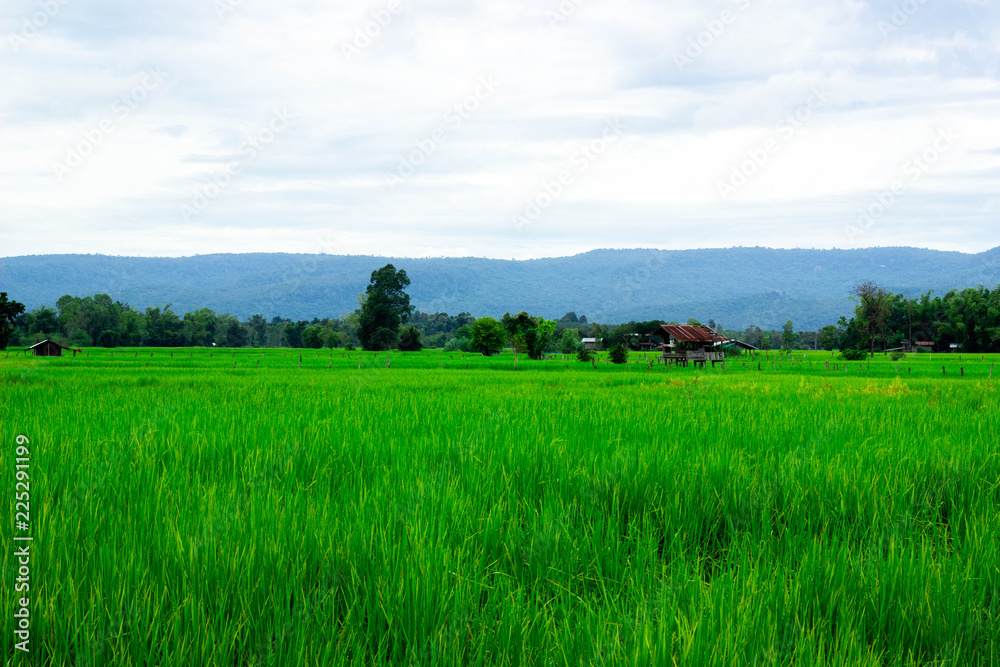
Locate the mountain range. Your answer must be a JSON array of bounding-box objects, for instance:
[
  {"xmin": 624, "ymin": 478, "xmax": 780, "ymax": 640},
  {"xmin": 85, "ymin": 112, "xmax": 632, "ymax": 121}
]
[{"xmin": 2, "ymin": 246, "xmax": 998, "ymax": 330}]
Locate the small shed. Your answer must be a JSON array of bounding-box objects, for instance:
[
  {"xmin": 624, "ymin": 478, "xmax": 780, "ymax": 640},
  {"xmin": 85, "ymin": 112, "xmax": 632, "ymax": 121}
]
[
  {"xmin": 25, "ymin": 339, "xmax": 79, "ymax": 357},
  {"xmin": 581, "ymin": 338, "xmax": 600, "ymax": 351},
  {"xmin": 912, "ymin": 341, "xmax": 934, "ymax": 352},
  {"xmin": 655, "ymin": 324, "xmax": 732, "ymax": 366}
]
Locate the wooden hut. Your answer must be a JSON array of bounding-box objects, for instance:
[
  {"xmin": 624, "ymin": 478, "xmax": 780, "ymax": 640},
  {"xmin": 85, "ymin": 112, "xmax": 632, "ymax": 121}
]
[
  {"xmin": 655, "ymin": 324, "xmax": 731, "ymax": 367},
  {"xmin": 25, "ymin": 339, "xmax": 79, "ymax": 357}
]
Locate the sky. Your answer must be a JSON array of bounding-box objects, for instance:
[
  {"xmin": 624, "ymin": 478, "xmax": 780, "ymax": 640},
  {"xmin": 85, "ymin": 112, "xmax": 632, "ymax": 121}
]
[{"xmin": 1, "ymin": 0, "xmax": 998, "ymax": 260}]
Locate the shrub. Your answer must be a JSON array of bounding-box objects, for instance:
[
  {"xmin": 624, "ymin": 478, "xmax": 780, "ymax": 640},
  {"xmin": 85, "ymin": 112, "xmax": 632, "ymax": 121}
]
[
  {"xmin": 840, "ymin": 348, "xmax": 869, "ymax": 361},
  {"xmin": 344, "ymin": 341, "xmax": 356, "ymax": 351},
  {"xmin": 322, "ymin": 330, "xmax": 341, "ymax": 349},
  {"xmin": 889, "ymin": 350, "xmax": 905, "ymax": 361},
  {"xmin": 398, "ymin": 325, "xmax": 423, "ymax": 352},
  {"xmin": 576, "ymin": 347, "xmax": 594, "ymax": 363},
  {"xmin": 608, "ymin": 343, "xmax": 628, "ymax": 364}
]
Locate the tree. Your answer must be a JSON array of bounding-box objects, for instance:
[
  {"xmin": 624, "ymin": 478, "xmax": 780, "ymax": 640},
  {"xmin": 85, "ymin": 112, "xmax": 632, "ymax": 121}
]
[
  {"xmin": 322, "ymin": 328, "xmax": 342, "ymax": 349},
  {"xmin": 851, "ymin": 280, "xmax": 891, "ymax": 357},
  {"xmin": 609, "ymin": 342, "xmax": 628, "ymax": 364},
  {"xmin": 359, "ymin": 264, "xmax": 413, "ymax": 351},
  {"xmin": 501, "ymin": 311, "xmax": 537, "ymax": 352},
  {"xmin": 559, "ymin": 328, "xmax": 581, "ymax": 353},
  {"xmin": 0, "ymin": 293, "xmax": 26, "ymax": 350},
  {"xmin": 398, "ymin": 325, "xmax": 423, "ymax": 351},
  {"xmin": 284, "ymin": 321, "xmax": 305, "ymax": 348},
  {"xmin": 818, "ymin": 324, "xmax": 840, "ymax": 351},
  {"xmin": 224, "ymin": 319, "xmax": 248, "ymax": 347},
  {"xmin": 781, "ymin": 320, "xmax": 795, "ymax": 353},
  {"xmin": 302, "ymin": 325, "xmax": 324, "ymax": 348},
  {"xmin": 470, "ymin": 317, "xmax": 506, "ymax": 355},
  {"xmin": 760, "ymin": 331, "xmax": 772, "ymax": 351}
]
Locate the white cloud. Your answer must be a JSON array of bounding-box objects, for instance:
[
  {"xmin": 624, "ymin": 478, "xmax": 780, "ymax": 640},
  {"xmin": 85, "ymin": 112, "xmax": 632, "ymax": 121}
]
[{"xmin": 0, "ymin": 0, "xmax": 998, "ymax": 259}]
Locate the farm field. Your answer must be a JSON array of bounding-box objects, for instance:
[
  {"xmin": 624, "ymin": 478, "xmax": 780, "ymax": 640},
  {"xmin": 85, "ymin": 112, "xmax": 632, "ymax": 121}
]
[{"xmin": 2, "ymin": 348, "xmax": 999, "ymax": 666}]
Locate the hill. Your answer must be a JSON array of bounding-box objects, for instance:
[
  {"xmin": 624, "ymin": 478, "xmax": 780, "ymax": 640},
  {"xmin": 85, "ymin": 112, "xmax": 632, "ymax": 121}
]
[{"xmin": 2, "ymin": 247, "xmax": 998, "ymax": 329}]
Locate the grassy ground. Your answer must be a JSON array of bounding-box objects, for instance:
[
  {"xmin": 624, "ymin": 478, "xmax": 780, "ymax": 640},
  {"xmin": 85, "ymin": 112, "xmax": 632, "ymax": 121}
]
[{"xmin": 2, "ymin": 347, "xmax": 999, "ymax": 666}]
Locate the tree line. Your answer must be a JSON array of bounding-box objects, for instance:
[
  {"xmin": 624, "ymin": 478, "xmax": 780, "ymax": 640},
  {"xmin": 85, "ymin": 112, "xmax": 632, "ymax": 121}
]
[{"xmin": 2, "ymin": 269, "xmax": 997, "ymax": 355}]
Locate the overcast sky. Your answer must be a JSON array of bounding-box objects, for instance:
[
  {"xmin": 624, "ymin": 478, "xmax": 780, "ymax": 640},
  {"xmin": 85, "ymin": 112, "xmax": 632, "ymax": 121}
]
[{"xmin": 1, "ymin": 0, "xmax": 998, "ymax": 260}]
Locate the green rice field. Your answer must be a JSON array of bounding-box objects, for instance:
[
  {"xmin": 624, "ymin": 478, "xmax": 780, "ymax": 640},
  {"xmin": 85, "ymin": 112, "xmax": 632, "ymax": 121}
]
[{"xmin": 2, "ymin": 348, "xmax": 999, "ymax": 666}]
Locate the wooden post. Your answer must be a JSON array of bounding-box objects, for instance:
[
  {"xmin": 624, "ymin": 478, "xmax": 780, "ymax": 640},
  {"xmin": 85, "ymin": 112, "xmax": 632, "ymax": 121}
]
[
  {"xmin": 826, "ymin": 361, "xmax": 829, "ymax": 371},
  {"xmin": 358, "ymin": 358, "xmax": 361, "ymax": 370},
  {"xmin": 943, "ymin": 366, "xmax": 946, "ymax": 376},
  {"xmin": 961, "ymin": 367, "xmax": 964, "ymax": 377}
]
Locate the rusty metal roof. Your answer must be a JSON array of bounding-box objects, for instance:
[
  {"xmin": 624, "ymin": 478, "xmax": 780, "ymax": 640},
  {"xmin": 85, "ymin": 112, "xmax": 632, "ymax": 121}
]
[{"xmin": 656, "ymin": 325, "xmax": 730, "ymax": 344}]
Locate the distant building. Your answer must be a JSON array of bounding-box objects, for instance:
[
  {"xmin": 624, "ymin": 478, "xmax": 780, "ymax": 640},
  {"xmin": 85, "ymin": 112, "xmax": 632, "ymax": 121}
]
[
  {"xmin": 25, "ymin": 339, "xmax": 80, "ymax": 357},
  {"xmin": 912, "ymin": 341, "xmax": 934, "ymax": 351},
  {"xmin": 581, "ymin": 338, "xmax": 600, "ymax": 351},
  {"xmin": 654, "ymin": 324, "xmax": 757, "ymax": 366}
]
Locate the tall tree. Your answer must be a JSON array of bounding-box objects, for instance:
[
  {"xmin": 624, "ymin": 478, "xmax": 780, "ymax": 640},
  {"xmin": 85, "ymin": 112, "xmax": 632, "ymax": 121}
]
[
  {"xmin": 359, "ymin": 264, "xmax": 414, "ymax": 351},
  {"xmin": 0, "ymin": 292, "xmax": 26, "ymax": 350},
  {"xmin": 782, "ymin": 320, "xmax": 795, "ymax": 352},
  {"xmin": 470, "ymin": 317, "xmax": 506, "ymax": 355},
  {"xmin": 851, "ymin": 281, "xmax": 891, "ymax": 357}
]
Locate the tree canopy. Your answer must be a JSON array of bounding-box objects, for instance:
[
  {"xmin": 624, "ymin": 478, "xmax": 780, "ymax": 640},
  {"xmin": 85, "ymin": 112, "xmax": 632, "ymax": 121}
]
[
  {"xmin": 0, "ymin": 292, "xmax": 26, "ymax": 350},
  {"xmin": 358, "ymin": 264, "xmax": 414, "ymax": 351}
]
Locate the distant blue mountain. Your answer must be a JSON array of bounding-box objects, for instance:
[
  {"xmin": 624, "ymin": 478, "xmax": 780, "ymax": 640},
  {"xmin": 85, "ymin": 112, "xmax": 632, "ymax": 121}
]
[{"xmin": 2, "ymin": 246, "xmax": 998, "ymax": 329}]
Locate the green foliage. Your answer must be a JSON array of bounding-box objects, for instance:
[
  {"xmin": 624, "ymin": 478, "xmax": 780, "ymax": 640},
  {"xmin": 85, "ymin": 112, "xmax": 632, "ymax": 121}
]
[
  {"xmin": 840, "ymin": 348, "xmax": 869, "ymax": 361},
  {"xmin": 469, "ymin": 317, "xmax": 505, "ymax": 355},
  {"xmin": 890, "ymin": 350, "xmax": 905, "ymax": 361},
  {"xmin": 559, "ymin": 328, "xmax": 581, "ymax": 354},
  {"xmin": 344, "ymin": 341, "xmax": 356, "ymax": 351},
  {"xmin": 302, "ymin": 325, "xmax": 323, "ymax": 349},
  {"xmin": 608, "ymin": 342, "xmax": 628, "ymax": 364},
  {"xmin": 503, "ymin": 312, "xmax": 556, "ymax": 360},
  {"xmin": 0, "ymin": 292, "xmax": 26, "ymax": 350},
  {"xmin": 782, "ymin": 319, "xmax": 795, "ymax": 350},
  {"xmin": 398, "ymin": 325, "xmax": 423, "ymax": 352},
  {"xmin": 818, "ymin": 324, "xmax": 840, "ymax": 351},
  {"xmin": 359, "ymin": 264, "xmax": 413, "ymax": 351},
  {"xmin": 322, "ymin": 329, "xmax": 341, "ymax": 349},
  {"xmin": 576, "ymin": 347, "xmax": 594, "ymax": 362}
]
